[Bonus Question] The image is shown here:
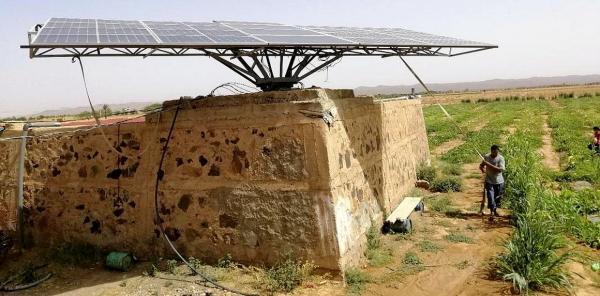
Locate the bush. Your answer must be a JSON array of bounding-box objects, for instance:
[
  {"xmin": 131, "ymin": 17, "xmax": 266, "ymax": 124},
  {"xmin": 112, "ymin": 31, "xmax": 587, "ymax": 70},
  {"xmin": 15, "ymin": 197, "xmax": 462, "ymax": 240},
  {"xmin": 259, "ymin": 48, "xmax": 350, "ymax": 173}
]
[
  {"xmin": 430, "ymin": 176, "xmax": 462, "ymax": 192},
  {"xmin": 426, "ymin": 195, "xmax": 455, "ymax": 213},
  {"xmin": 416, "ymin": 164, "xmax": 436, "ymax": 182},
  {"xmin": 264, "ymin": 255, "xmax": 314, "ymax": 292},
  {"xmin": 496, "ymin": 213, "xmax": 571, "ymax": 293},
  {"xmin": 217, "ymin": 253, "xmax": 232, "ymax": 268},
  {"xmin": 402, "ymin": 251, "xmax": 423, "ymax": 265},
  {"xmin": 345, "ymin": 268, "xmax": 370, "ymax": 295},
  {"xmin": 445, "ymin": 232, "xmax": 473, "ymax": 244},
  {"xmin": 418, "ymin": 240, "xmax": 442, "ymax": 253},
  {"xmin": 441, "ymin": 163, "xmax": 463, "ymax": 176},
  {"xmin": 365, "ymin": 226, "xmax": 391, "ymax": 266}
]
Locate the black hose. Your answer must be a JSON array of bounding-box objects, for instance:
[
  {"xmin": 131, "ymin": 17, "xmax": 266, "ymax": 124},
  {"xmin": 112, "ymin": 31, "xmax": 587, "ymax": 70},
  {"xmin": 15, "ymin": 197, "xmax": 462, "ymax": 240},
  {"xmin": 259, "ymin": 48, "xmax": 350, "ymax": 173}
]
[
  {"xmin": 0, "ymin": 273, "xmax": 52, "ymax": 291},
  {"xmin": 153, "ymin": 98, "xmax": 259, "ymax": 296}
]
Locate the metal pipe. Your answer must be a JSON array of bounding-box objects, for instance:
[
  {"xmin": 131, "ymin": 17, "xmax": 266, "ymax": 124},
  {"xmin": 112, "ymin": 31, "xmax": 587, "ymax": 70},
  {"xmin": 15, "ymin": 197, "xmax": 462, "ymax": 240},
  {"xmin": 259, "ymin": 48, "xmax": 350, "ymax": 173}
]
[{"xmin": 16, "ymin": 122, "xmax": 61, "ymax": 249}]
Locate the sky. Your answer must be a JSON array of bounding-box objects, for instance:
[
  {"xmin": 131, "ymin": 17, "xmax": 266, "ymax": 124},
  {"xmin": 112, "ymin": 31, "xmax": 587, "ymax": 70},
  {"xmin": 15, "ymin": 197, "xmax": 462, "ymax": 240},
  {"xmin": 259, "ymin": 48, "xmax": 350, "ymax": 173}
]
[{"xmin": 0, "ymin": 0, "xmax": 599, "ymax": 117}]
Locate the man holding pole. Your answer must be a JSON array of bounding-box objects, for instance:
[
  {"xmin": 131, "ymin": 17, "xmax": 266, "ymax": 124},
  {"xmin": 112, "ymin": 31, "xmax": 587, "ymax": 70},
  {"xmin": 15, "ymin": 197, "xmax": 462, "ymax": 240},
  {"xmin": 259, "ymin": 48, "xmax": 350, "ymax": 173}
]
[{"xmin": 479, "ymin": 144, "xmax": 505, "ymax": 221}]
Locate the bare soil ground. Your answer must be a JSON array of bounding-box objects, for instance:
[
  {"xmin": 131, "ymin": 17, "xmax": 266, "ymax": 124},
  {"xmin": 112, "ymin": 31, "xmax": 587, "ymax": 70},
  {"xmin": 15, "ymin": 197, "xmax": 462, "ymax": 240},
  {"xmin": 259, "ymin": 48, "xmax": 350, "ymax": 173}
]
[
  {"xmin": 357, "ymin": 162, "xmax": 514, "ymax": 296},
  {"xmin": 540, "ymin": 115, "xmax": 560, "ymax": 171},
  {"xmin": 0, "ymin": 162, "xmax": 516, "ymax": 296}
]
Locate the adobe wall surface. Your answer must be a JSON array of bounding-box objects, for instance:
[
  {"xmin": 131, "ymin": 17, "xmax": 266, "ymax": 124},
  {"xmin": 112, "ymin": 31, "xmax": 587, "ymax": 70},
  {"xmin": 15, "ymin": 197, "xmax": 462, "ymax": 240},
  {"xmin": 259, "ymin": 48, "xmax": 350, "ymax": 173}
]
[
  {"xmin": 324, "ymin": 97, "xmax": 429, "ymax": 269},
  {"xmin": 0, "ymin": 89, "xmax": 429, "ymax": 271}
]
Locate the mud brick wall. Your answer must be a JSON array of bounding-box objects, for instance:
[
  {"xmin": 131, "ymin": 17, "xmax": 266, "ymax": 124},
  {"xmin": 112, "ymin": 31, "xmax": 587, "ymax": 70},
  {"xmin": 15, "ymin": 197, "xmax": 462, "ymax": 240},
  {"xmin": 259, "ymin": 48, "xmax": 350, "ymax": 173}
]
[
  {"xmin": 0, "ymin": 141, "xmax": 18, "ymax": 231},
  {"xmin": 325, "ymin": 97, "xmax": 430, "ymax": 269},
  {"xmin": 0, "ymin": 89, "xmax": 429, "ymax": 271}
]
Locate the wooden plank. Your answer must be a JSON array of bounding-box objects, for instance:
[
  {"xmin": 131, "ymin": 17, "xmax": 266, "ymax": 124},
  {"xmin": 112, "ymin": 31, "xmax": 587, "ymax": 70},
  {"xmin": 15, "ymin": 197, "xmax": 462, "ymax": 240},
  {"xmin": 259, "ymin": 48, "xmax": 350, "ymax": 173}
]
[{"xmin": 386, "ymin": 197, "xmax": 422, "ymax": 222}]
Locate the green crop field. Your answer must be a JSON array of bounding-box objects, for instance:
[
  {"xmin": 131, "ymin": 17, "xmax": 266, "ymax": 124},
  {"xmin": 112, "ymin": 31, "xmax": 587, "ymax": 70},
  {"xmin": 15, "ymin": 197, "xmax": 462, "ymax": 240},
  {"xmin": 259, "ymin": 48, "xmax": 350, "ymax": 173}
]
[{"xmin": 423, "ymin": 96, "xmax": 600, "ymax": 294}]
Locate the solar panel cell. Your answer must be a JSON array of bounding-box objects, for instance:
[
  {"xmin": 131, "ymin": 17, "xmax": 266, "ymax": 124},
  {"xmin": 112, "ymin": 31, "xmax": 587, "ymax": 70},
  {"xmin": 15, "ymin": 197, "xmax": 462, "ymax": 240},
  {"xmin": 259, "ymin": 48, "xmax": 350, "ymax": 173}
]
[{"xmin": 30, "ymin": 17, "xmax": 493, "ymax": 48}]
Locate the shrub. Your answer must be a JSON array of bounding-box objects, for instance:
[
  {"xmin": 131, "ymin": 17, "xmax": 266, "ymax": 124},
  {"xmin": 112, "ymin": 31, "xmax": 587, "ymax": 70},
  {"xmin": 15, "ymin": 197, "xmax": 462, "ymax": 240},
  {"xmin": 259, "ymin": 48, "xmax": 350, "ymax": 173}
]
[
  {"xmin": 402, "ymin": 251, "xmax": 423, "ymax": 265},
  {"xmin": 264, "ymin": 255, "xmax": 315, "ymax": 292},
  {"xmin": 365, "ymin": 226, "xmax": 392, "ymax": 266},
  {"xmin": 426, "ymin": 195, "xmax": 455, "ymax": 213},
  {"xmin": 217, "ymin": 253, "xmax": 232, "ymax": 268},
  {"xmin": 416, "ymin": 164, "xmax": 436, "ymax": 182},
  {"xmin": 430, "ymin": 176, "xmax": 462, "ymax": 192},
  {"xmin": 441, "ymin": 163, "xmax": 463, "ymax": 176},
  {"xmin": 345, "ymin": 268, "xmax": 370, "ymax": 295},
  {"xmin": 495, "ymin": 213, "xmax": 572, "ymax": 293},
  {"xmin": 445, "ymin": 232, "xmax": 473, "ymax": 244},
  {"xmin": 418, "ymin": 240, "xmax": 442, "ymax": 253}
]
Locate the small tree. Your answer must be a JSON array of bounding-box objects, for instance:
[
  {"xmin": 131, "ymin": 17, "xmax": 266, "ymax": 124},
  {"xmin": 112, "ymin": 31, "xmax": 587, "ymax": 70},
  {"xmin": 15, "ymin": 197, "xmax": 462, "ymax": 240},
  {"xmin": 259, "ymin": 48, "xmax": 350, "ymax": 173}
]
[{"xmin": 101, "ymin": 104, "xmax": 112, "ymax": 119}]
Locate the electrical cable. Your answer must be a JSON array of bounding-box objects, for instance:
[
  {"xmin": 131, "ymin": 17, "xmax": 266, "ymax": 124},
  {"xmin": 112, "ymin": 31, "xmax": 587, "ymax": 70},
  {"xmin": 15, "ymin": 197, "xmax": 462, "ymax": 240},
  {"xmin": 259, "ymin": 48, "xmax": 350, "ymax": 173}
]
[
  {"xmin": 71, "ymin": 56, "xmax": 257, "ymax": 294},
  {"xmin": 72, "ymin": 56, "xmax": 161, "ymax": 159},
  {"xmin": 152, "ymin": 98, "xmax": 259, "ymax": 296}
]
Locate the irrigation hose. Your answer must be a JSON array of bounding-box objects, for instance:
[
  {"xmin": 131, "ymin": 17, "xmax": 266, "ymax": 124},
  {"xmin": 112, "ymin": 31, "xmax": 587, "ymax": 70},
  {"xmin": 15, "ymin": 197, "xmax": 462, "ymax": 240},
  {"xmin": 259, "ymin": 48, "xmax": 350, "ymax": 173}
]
[{"xmin": 152, "ymin": 98, "xmax": 259, "ymax": 296}]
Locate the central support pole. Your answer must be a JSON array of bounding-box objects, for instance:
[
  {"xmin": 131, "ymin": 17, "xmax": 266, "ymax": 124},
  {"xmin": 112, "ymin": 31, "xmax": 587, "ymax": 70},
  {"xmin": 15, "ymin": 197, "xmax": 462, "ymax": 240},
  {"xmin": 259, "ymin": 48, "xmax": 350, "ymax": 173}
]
[{"xmin": 208, "ymin": 49, "xmax": 346, "ymax": 91}]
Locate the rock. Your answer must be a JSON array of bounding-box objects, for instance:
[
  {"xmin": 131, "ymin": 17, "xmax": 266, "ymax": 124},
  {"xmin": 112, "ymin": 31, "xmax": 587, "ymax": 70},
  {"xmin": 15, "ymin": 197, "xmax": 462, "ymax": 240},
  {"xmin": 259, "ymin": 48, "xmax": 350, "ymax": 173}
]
[
  {"xmin": 571, "ymin": 180, "xmax": 592, "ymax": 191},
  {"xmin": 415, "ymin": 180, "xmax": 430, "ymax": 189}
]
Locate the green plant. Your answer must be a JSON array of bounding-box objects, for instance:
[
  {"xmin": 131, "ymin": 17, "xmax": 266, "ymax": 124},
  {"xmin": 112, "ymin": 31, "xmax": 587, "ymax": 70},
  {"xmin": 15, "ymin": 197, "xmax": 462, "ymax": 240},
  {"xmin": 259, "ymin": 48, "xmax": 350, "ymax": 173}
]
[
  {"xmin": 144, "ymin": 264, "xmax": 158, "ymax": 277},
  {"xmin": 264, "ymin": 255, "xmax": 314, "ymax": 292},
  {"xmin": 496, "ymin": 213, "xmax": 572, "ymax": 293},
  {"xmin": 402, "ymin": 251, "xmax": 423, "ymax": 265},
  {"xmin": 166, "ymin": 259, "xmax": 179, "ymax": 274},
  {"xmin": 418, "ymin": 240, "xmax": 442, "ymax": 253},
  {"xmin": 416, "ymin": 164, "xmax": 436, "ymax": 182},
  {"xmin": 430, "ymin": 176, "xmax": 462, "ymax": 192},
  {"xmin": 345, "ymin": 268, "xmax": 370, "ymax": 295},
  {"xmin": 366, "ymin": 226, "xmax": 381, "ymax": 250},
  {"xmin": 426, "ymin": 195, "xmax": 456, "ymax": 213},
  {"xmin": 217, "ymin": 253, "xmax": 233, "ymax": 268},
  {"xmin": 445, "ymin": 232, "xmax": 473, "ymax": 244},
  {"xmin": 365, "ymin": 226, "xmax": 392, "ymax": 266},
  {"xmin": 441, "ymin": 163, "xmax": 463, "ymax": 176}
]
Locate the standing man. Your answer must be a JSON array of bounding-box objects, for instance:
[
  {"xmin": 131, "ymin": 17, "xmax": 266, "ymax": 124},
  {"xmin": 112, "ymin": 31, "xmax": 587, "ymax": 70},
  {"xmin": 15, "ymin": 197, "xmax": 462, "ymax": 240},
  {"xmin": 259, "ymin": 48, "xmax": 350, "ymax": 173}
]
[
  {"xmin": 479, "ymin": 144, "xmax": 505, "ymax": 221},
  {"xmin": 588, "ymin": 126, "xmax": 600, "ymax": 154}
]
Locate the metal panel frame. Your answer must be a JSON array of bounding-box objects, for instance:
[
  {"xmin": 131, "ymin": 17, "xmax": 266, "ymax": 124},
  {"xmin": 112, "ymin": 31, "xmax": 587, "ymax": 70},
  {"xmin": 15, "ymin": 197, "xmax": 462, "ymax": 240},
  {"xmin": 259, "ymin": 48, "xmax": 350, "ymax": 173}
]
[{"xmin": 21, "ymin": 18, "xmax": 497, "ymax": 91}]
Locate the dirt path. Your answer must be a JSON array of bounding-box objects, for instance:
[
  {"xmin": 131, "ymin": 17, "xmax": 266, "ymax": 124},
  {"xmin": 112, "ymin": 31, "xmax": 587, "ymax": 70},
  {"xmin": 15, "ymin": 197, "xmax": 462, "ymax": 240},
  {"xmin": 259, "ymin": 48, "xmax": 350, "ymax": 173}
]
[
  {"xmin": 360, "ymin": 162, "xmax": 513, "ymax": 296},
  {"xmin": 539, "ymin": 114, "xmax": 560, "ymax": 171}
]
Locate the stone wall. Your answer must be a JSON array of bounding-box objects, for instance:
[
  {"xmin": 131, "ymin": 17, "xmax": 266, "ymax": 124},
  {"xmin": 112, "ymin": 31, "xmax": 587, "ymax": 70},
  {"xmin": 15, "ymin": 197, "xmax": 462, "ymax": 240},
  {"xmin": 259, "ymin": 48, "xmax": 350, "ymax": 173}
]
[{"xmin": 0, "ymin": 89, "xmax": 429, "ymax": 271}]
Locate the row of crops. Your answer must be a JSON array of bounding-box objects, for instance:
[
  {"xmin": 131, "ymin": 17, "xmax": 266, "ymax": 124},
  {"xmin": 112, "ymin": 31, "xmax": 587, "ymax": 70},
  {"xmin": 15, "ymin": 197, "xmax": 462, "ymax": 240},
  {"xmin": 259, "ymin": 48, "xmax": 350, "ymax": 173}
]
[
  {"xmin": 424, "ymin": 100, "xmax": 549, "ymax": 164},
  {"xmin": 497, "ymin": 105, "xmax": 600, "ymax": 293},
  {"xmin": 550, "ymin": 97, "xmax": 600, "ymax": 184},
  {"xmin": 423, "ymin": 103, "xmax": 487, "ymax": 149},
  {"xmin": 424, "ymin": 97, "xmax": 600, "ymax": 293}
]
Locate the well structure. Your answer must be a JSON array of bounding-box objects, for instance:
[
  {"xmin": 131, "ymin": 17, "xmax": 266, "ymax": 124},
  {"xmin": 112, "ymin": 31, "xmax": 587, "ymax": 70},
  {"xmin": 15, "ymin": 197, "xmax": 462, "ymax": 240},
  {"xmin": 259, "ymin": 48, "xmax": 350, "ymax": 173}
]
[{"xmin": 0, "ymin": 89, "xmax": 429, "ymax": 271}]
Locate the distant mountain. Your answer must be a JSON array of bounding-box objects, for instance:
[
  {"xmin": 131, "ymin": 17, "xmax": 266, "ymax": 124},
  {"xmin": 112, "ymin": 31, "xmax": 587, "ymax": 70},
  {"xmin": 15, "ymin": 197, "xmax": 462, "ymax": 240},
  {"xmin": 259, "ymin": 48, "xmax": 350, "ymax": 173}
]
[
  {"xmin": 354, "ymin": 74, "xmax": 600, "ymax": 95},
  {"xmin": 31, "ymin": 102, "xmax": 159, "ymax": 117}
]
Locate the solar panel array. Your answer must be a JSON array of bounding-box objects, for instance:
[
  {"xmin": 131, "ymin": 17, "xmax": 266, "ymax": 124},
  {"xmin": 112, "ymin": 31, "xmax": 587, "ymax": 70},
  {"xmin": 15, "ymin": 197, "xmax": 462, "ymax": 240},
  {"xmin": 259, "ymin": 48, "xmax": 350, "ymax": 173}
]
[{"xmin": 31, "ymin": 18, "xmax": 493, "ymax": 47}]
